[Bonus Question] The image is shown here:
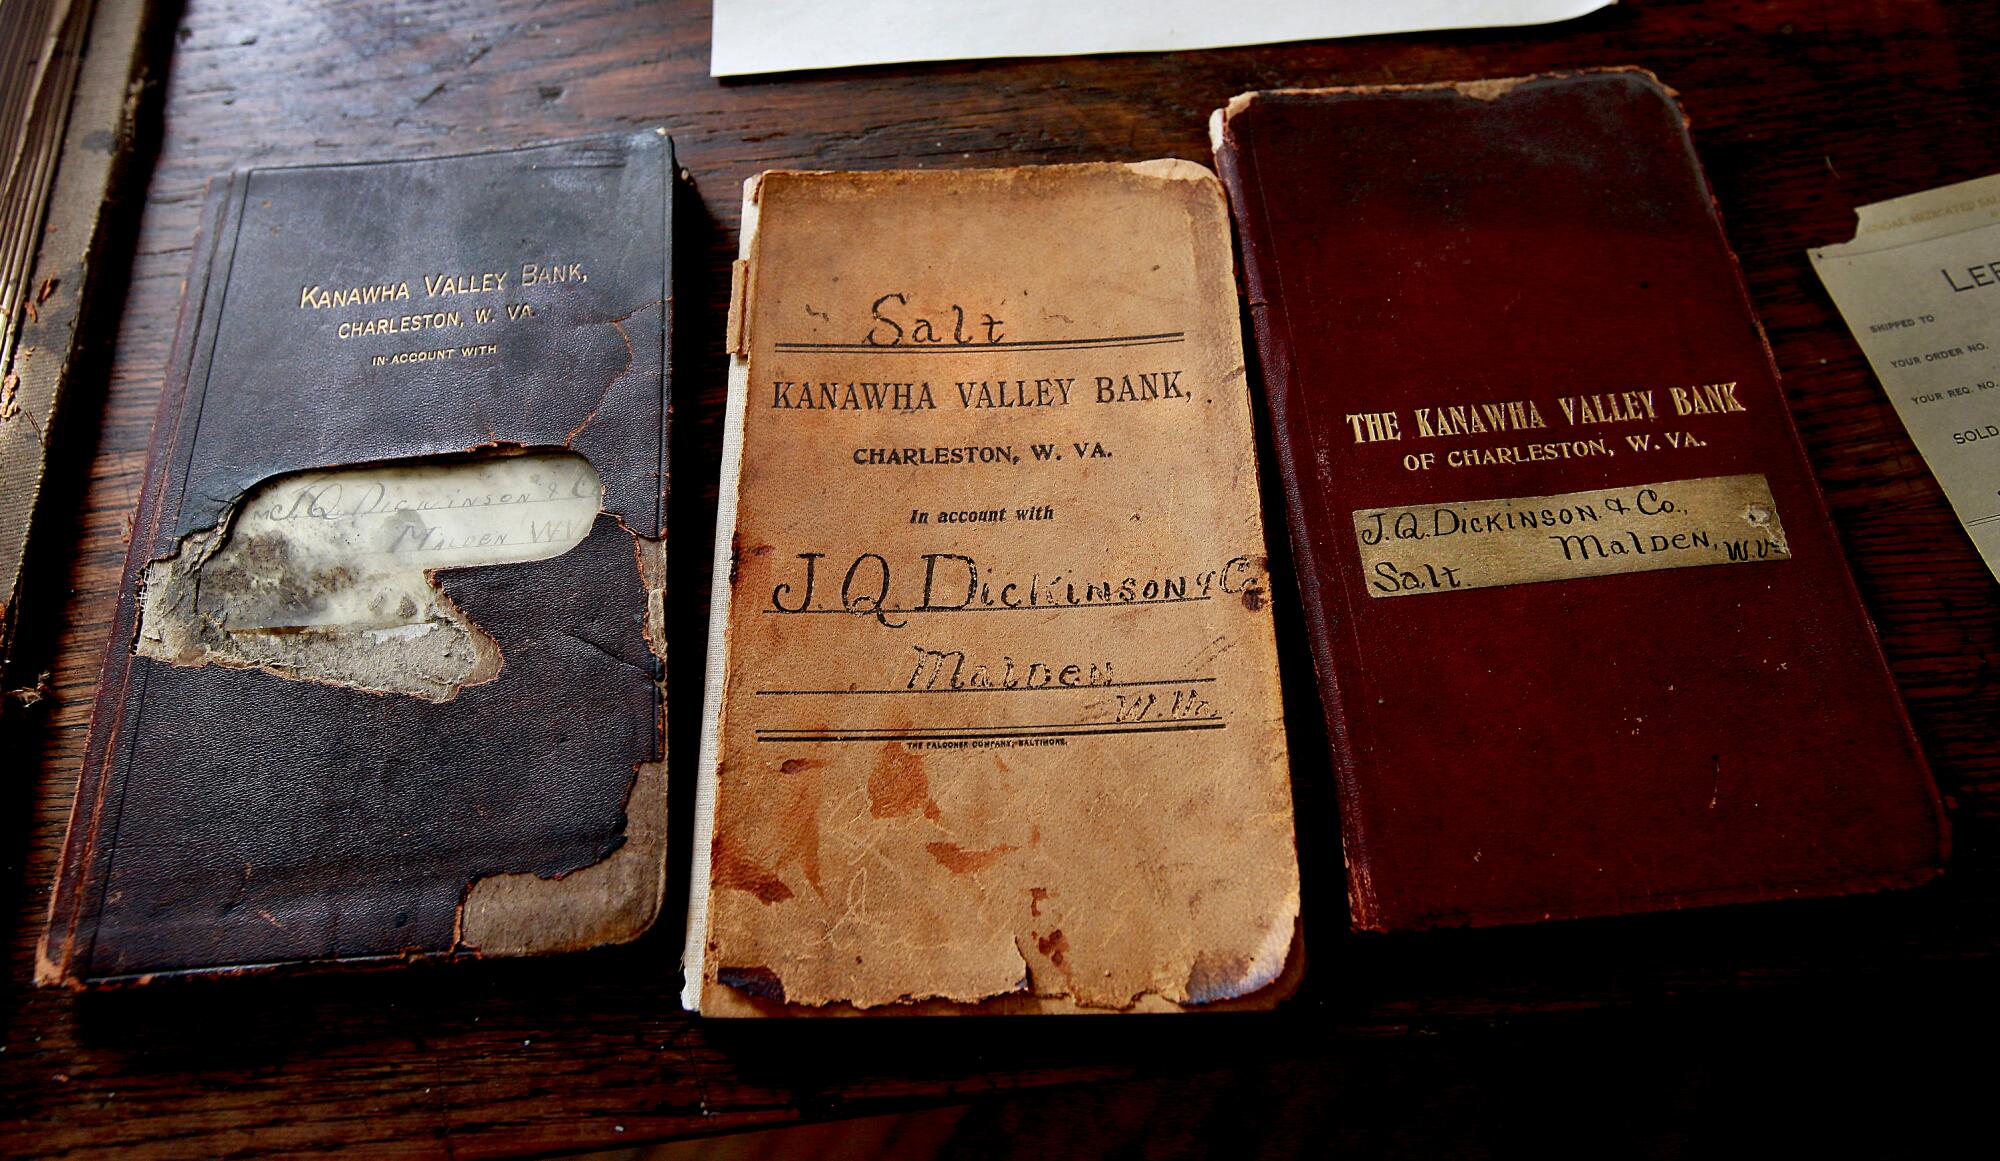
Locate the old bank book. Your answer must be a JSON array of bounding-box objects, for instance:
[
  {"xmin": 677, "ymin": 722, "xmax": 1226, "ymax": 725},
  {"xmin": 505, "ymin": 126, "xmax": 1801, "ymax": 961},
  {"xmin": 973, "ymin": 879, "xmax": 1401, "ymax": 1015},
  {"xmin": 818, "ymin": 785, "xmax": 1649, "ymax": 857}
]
[
  {"xmin": 1212, "ymin": 71, "xmax": 1948, "ymax": 931},
  {"xmin": 39, "ymin": 131, "xmax": 675, "ymax": 985},
  {"xmin": 684, "ymin": 163, "xmax": 1301, "ymax": 1014}
]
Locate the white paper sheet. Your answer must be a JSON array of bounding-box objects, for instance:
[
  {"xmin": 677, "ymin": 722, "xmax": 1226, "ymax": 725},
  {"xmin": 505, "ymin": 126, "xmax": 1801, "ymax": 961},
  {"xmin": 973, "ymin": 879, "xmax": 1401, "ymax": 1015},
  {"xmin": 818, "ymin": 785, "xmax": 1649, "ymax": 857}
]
[
  {"xmin": 710, "ymin": 0, "xmax": 1615, "ymax": 77},
  {"xmin": 1811, "ymin": 173, "xmax": 2000, "ymax": 583}
]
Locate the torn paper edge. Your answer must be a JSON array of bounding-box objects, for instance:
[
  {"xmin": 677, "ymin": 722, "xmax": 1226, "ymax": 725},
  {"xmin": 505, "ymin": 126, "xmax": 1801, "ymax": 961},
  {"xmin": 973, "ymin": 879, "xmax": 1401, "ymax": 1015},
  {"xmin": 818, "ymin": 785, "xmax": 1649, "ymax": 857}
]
[
  {"xmin": 459, "ymin": 532, "xmax": 670, "ymax": 954},
  {"xmin": 1813, "ymin": 172, "xmax": 2000, "ymax": 262}
]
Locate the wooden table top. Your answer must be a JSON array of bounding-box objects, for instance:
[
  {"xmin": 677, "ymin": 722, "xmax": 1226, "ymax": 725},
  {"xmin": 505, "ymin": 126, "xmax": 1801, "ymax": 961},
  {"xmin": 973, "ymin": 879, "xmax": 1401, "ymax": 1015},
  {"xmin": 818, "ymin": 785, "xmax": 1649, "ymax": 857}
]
[{"xmin": 4, "ymin": 1, "xmax": 1998, "ymax": 1156}]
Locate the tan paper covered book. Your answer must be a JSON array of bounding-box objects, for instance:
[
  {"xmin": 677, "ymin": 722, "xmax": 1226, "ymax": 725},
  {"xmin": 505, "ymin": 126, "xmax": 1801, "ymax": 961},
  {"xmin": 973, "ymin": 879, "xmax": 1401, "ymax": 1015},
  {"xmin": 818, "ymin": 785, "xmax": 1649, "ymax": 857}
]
[{"xmin": 683, "ymin": 162, "xmax": 1301, "ymax": 1015}]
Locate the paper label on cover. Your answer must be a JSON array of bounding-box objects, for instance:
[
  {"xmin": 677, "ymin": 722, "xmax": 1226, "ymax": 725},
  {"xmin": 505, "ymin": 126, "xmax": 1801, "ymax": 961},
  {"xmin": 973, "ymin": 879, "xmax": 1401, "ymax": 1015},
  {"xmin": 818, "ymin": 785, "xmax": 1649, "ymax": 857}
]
[
  {"xmin": 133, "ymin": 451, "xmax": 603, "ymax": 701},
  {"xmin": 1351, "ymin": 474, "xmax": 1790, "ymax": 597},
  {"xmin": 709, "ymin": 1, "xmax": 1613, "ymax": 77},
  {"xmin": 1812, "ymin": 173, "xmax": 2000, "ymax": 581}
]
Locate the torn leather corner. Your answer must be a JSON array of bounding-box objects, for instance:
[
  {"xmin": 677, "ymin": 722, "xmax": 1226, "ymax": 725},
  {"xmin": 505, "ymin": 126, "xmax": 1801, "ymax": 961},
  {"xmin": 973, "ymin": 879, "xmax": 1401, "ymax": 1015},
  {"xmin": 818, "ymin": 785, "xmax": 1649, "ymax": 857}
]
[
  {"xmin": 458, "ymin": 757, "xmax": 668, "ymax": 955},
  {"xmin": 1441, "ymin": 75, "xmax": 1539, "ymax": 101},
  {"xmin": 134, "ymin": 449, "xmax": 600, "ymax": 701},
  {"xmin": 1218, "ymin": 90, "xmax": 1259, "ymax": 127},
  {"xmin": 458, "ymin": 532, "xmax": 669, "ymax": 954}
]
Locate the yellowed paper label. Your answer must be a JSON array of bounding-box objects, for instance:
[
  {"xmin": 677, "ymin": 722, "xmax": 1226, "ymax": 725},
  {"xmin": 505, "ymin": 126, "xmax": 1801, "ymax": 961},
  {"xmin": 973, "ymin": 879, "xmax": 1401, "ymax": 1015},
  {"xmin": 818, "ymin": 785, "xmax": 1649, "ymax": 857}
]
[
  {"xmin": 136, "ymin": 450, "xmax": 600, "ymax": 699},
  {"xmin": 1351, "ymin": 473, "xmax": 1790, "ymax": 597}
]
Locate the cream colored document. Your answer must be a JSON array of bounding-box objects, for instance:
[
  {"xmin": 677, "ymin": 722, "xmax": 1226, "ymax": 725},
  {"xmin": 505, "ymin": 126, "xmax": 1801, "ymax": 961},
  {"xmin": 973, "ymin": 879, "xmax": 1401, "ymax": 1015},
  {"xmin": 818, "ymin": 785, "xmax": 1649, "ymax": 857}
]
[
  {"xmin": 710, "ymin": 1, "xmax": 1613, "ymax": 77},
  {"xmin": 1812, "ymin": 173, "xmax": 2000, "ymax": 580}
]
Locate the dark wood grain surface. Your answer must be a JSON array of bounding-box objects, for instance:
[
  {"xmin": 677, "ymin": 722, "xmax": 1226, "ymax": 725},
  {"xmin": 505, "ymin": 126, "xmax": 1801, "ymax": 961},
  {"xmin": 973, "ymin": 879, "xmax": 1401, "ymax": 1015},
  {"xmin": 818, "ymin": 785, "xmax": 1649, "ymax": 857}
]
[{"xmin": 4, "ymin": 1, "xmax": 1998, "ymax": 1156}]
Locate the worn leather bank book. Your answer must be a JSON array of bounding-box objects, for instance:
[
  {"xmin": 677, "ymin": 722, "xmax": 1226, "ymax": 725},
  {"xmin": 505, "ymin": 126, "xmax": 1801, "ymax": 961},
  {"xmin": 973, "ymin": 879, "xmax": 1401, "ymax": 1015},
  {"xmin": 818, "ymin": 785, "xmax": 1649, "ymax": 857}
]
[
  {"xmin": 39, "ymin": 131, "xmax": 675, "ymax": 985},
  {"xmin": 685, "ymin": 163, "xmax": 1300, "ymax": 1014},
  {"xmin": 1212, "ymin": 71, "xmax": 1948, "ymax": 931}
]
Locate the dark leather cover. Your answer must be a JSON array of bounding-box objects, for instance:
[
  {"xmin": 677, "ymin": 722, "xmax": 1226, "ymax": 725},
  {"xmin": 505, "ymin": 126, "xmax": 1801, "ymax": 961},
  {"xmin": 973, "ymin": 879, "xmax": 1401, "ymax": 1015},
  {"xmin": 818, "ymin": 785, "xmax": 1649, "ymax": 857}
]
[
  {"xmin": 1214, "ymin": 71, "xmax": 1948, "ymax": 930},
  {"xmin": 39, "ymin": 131, "xmax": 674, "ymax": 984}
]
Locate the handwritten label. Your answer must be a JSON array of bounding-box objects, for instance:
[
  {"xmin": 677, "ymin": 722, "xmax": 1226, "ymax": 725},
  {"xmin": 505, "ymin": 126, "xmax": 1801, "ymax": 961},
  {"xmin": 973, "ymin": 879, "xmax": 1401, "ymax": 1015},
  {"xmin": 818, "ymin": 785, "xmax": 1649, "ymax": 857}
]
[
  {"xmin": 1352, "ymin": 474, "xmax": 1790, "ymax": 597},
  {"xmin": 135, "ymin": 450, "xmax": 602, "ymax": 701},
  {"xmin": 192, "ymin": 450, "xmax": 599, "ymax": 633}
]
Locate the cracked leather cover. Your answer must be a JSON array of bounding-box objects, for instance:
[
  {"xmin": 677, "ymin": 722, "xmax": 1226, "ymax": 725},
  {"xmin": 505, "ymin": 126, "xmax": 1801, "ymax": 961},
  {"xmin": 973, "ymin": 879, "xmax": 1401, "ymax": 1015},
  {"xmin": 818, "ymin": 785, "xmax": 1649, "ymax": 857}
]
[
  {"xmin": 1214, "ymin": 71, "xmax": 1949, "ymax": 931},
  {"xmin": 39, "ymin": 131, "xmax": 673, "ymax": 984}
]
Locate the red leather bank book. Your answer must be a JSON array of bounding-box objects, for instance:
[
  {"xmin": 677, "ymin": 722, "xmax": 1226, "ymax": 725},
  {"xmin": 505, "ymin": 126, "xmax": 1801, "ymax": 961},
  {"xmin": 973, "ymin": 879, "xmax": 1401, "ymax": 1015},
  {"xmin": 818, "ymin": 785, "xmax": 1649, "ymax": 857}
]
[{"xmin": 1211, "ymin": 70, "xmax": 1948, "ymax": 930}]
